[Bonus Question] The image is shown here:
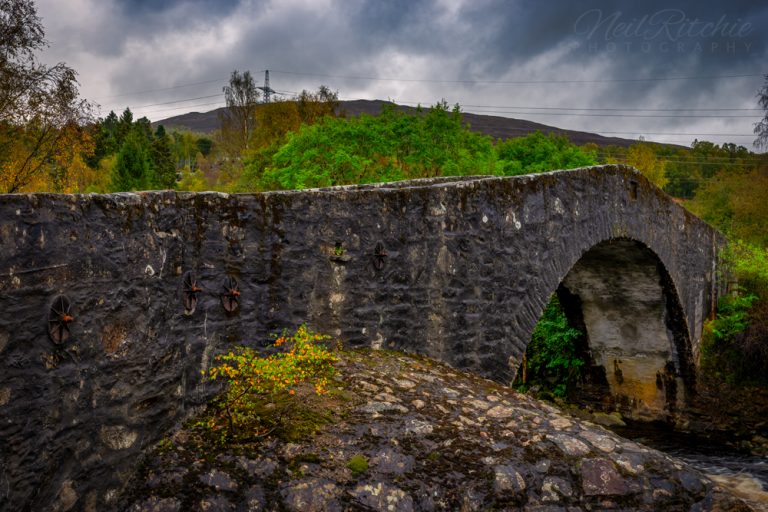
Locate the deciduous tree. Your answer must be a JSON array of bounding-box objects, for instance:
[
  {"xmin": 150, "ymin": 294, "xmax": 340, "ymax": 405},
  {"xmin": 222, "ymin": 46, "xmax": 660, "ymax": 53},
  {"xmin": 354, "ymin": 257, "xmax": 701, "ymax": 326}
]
[
  {"xmin": 689, "ymin": 168, "xmax": 768, "ymax": 246},
  {"xmin": 495, "ymin": 131, "xmax": 596, "ymax": 176},
  {"xmin": 625, "ymin": 142, "xmax": 668, "ymax": 189},
  {"xmin": 0, "ymin": 0, "xmax": 92, "ymax": 193},
  {"xmin": 255, "ymin": 102, "xmax": 498, "ymax": 190},
  {"xmin": 219, "ymin": 70, "xmax": 259, "ymax": 156},
  {"xmin": 296, "ymin": 85, "xmax": 339, "ymax": 124}
]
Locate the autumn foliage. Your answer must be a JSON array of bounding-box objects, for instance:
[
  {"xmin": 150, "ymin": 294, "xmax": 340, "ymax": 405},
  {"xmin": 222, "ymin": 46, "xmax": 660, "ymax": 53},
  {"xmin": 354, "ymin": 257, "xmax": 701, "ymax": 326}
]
[
  {"xmin": 201, "ymin": 325, "xmax": 338, "ymax": 441},
  {"xmin": 0, "ymin": 121, "xmax": 95, "ymax": 193},
  {"xmin": 0, "ymin": 0, "xmax": 94, "ymax": 193}
]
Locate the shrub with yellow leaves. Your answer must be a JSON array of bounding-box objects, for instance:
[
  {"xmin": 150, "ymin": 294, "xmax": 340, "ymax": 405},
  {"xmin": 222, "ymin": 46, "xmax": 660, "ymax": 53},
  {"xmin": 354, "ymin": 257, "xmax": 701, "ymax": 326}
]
[{"xmin": 200, "ymin": 325, "xmax": 338, "ymax": 441}]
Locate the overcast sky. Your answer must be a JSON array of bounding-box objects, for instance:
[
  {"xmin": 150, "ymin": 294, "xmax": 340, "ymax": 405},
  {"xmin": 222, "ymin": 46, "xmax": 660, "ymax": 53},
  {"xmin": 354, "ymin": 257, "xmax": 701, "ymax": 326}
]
[{"xmin": 35, "ymin": 0, "xmax": 767, "ymax": 148}]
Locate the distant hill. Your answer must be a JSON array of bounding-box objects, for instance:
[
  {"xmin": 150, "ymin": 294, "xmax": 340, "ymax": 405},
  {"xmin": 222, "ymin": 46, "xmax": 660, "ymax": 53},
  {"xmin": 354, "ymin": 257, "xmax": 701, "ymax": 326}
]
[{"xmin": 153, "ymin": 99, "xmax": 647, "ymax": 148}]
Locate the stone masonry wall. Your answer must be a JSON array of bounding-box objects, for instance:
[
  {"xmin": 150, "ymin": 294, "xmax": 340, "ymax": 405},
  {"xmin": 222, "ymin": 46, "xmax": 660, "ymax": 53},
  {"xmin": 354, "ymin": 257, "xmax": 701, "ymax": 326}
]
[{"xmin": 0, "ymin": 165, "xmax": 722, "ymax": 510}]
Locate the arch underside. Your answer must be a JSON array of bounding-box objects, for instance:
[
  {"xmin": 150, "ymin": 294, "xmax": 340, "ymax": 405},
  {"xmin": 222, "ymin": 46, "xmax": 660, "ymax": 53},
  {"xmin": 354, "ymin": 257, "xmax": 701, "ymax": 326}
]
[{"xmin": 554, "ymin": 239, "xmax": 695, "ymax": 421}]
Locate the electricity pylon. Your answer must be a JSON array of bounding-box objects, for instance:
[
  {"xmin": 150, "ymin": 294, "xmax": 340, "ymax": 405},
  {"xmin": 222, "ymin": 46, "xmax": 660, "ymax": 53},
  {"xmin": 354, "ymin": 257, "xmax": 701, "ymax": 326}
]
[{"xmin": 257, "ymin": 70, "xmax": 277, "ymax": 103}]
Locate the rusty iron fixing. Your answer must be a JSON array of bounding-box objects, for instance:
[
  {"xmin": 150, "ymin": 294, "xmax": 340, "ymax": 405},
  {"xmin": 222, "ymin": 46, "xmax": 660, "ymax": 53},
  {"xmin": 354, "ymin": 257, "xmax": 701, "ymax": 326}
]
[
  {"xmin": 221, "ymin": 275, "xmax": 241, "ymax": 313},
  {"xmin": 372, "ymin": 242, "xmax": 388, "ymax": 270},
  {"xmin": 182, "ymin": 271, "xmax": 202, "ymax": 315},
  {"xmin": 48, "ymin": 295, "xmax": 74, "ymax": 344}
]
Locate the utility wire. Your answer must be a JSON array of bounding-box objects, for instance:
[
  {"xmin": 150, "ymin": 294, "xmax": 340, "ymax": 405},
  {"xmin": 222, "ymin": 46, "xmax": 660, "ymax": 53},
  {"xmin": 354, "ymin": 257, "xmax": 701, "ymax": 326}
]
[
  {"xmin": 600, "ymin": 154, "xmax": 764, "ymax": 161},
  {"xmin": 592, "ymin": 131, "xmax": 755, "ymax": 137},
  {"xmin": 600, "ymin": 153, "xmax": 765, "ymax": 159},
  {"xmin": 110, "ymin": 89, "xmax": 761, "ymax": 144},
  {"xmin": 457, "ymin": 109, "xmax": 759, "ymax": 118},
  {"xmin": 98, "ymin": 89, "xmax": 762, "ymax": 117},
  {"xmin": 462, "ymin": 105, "xmax": 762, "ymax": 112},
  {"xmin": 95, "ymin": 78, "xmax": 229, "ymax": 100},
  {"xmin": 93, "ymin": 69, "xmax": 761, "ymax": 99},
  {"xmin": 598, "ymin": 156, "xmax": 763, "ymax": 166},
  {"xmin": 121, "ymin": 94, "xmax": 223, "ymax": 109},
  {"xmin": 269, "ymin": 69, "xmax": 763, "ymax": 84},
  {"xmin": 391, "ymin": 100, "xmax": 761, "ymax": 112},
  {"xmin": 133, "ymin": 100, "xmax": 226, "ymax": 116}
]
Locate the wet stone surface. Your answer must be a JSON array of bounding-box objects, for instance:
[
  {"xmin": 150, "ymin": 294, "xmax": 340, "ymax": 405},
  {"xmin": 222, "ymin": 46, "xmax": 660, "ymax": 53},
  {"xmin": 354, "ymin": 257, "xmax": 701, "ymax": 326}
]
[{"xmin": 121, "ymin": 349, "xmax": 759, "ymax": 511}]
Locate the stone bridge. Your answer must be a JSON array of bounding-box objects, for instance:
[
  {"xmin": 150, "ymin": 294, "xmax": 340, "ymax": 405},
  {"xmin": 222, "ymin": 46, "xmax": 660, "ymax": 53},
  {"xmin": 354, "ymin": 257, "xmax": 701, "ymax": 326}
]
[{"xmin": 0, "ymin": 165, "xmax": 723, "ymax": 510}]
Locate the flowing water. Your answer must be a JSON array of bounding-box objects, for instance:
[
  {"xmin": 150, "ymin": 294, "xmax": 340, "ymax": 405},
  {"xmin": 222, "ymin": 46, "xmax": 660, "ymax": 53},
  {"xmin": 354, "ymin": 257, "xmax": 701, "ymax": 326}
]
[{"xmin": 612, "ymin": 421, "xmax": 768, "ymax": 507}]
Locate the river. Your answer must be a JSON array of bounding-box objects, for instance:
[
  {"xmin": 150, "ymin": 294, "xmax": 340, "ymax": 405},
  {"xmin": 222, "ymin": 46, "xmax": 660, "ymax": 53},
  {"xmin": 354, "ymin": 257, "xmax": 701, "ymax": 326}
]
[{"xmin": 611, "ymin": 421, "xmax": 768, "ymax": 507}]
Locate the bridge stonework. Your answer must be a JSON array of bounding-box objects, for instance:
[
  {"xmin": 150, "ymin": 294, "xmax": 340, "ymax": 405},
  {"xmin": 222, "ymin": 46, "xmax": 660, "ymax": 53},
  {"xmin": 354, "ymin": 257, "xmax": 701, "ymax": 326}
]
[{"xmin": 0, "ymin": 165, "xmax": 722, "ymax": 510}]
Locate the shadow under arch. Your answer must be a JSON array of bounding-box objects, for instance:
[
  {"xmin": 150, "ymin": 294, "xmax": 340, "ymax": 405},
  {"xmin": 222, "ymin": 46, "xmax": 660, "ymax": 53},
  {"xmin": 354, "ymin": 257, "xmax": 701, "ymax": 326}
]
[{"xmin": 527, "ymin": 237, "xmax": 696, "ymax": 422}]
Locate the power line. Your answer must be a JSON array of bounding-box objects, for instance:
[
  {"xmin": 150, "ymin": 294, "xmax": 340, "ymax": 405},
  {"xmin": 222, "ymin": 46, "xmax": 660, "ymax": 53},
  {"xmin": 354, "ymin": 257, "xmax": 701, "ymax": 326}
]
[
  {"xmin": 270, "ymin": 69, "xmax": 763, "ymax": 85},
  {"xmin": 464, "ymin": 105, "xmax": 761, "ymax": 112},
  {"xmin": 95, "ymin": 78, "xmax": 229, "ymax": 100},
  {"xmin": 95, "ymin": 69, "xmax": 281, "ymax": 100},
  {"xmin": 623, "ymin": 141, "xmax": 729, "ymax": 144},
  {"xmin": 391, "ymin": 100, "xmax": 760, "ymax": 112},
  {"xmin": 334, "ymin": 97, "xmax": 760, "ymax": 138},
  {"xmin": 121, "ymin": 94, "xmax": 222, "ymax": 110},
  {"xmin": 628, "ymin": 141, "xmax": 756, "ymax": 145},
  {"xmin": 608, "ymin": 154, "xmax": 763, "ymax": 161},
  {"xmin": 593, "ymin": 131, "xmax": 755, "ymax": 137},
  {"xmin": 92, "ymin": 69, "xmax": 762, "ymax": 100},
  {"xmin": 598, "ymin": 156, "xmax": 763, "ymax": 166},
  {"xmin": 96, "ymin": 87, "xmax": 762, "ymax": 118},
  {"xmin": 103, "ymin": 88, "xmax": 761, "ymax": 142},
  {"xmin": 273, "ymin": 94, "xmax": 763, "ymax": 115},
  {"xmin": 599, "ymin": 156, "xmax": 762, "ymax": 163},
  {"xmin": 609, "ymin": 161, "xmax": 760, "ymax": 167},
  {"xmin": 458, "ymin": 109, "xmax": 759, "ymax": 118},
  {"xmin": 133, "ymin": 100, "xmax": 226, "ymax": 116}
]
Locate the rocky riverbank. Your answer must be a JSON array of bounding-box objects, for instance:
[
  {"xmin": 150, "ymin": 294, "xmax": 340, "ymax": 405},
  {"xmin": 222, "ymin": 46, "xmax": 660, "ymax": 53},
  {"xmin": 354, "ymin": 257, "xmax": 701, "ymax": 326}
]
[
  {"xmin": 682, "ymin": 378, "xmax": 768, "ymax": 455},
  {"xmin": 121, "ymin": 349, "xmax": 761, "ymax": 511}
]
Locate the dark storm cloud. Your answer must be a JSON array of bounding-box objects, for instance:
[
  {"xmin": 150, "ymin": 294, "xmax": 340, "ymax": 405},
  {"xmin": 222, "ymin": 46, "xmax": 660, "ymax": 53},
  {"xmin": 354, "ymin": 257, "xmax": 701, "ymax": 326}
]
[
  {"xmin": 450, "ymin": 0, "xmax": 766, "ymax": 76},
  {"xmin": 103, "ymin": 0, "xmax": 247, "ymax": 57},
  {"xmin": 114, "ymin": 0, "xmax": 242, "ymax": 15},
  {"xmin": 418, "ymin": 0, "xmax": 767, "ymax": 138},
  {"xmin": 350, "ymin": 0, "xmax": 427, "ymax": 39},
  {"xmin": 35, "ymin": 0, "xmax": 768, "ymax": 146},
  {"xmin": 265, "ymin": 0, "xmax": 766, "ymax": 124},
  {"xmin": 344, "ymin": 0, "xmax": 452, "ymax": 55}
]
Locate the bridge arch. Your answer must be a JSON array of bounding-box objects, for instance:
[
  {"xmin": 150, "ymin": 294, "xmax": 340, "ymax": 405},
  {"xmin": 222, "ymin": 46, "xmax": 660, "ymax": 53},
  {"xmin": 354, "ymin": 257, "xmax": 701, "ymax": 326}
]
[{"xmin": 523, "ymin": 237, "xmax": 696, "ymax": 421}]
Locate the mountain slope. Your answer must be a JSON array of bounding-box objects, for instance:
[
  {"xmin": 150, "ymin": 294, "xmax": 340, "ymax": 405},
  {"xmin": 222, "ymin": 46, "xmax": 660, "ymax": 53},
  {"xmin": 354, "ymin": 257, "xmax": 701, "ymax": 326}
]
[{"xmin": 153, "ymin": 99, "xmax": 644, "ymax": 148}]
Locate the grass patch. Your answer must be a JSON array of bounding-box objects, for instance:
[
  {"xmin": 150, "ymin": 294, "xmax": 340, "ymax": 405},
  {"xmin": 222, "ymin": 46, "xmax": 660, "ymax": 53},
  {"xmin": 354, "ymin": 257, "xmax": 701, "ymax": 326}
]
[{"xmin": 346, "ymin": 454, "xmax": 369, "ymax": 477}]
